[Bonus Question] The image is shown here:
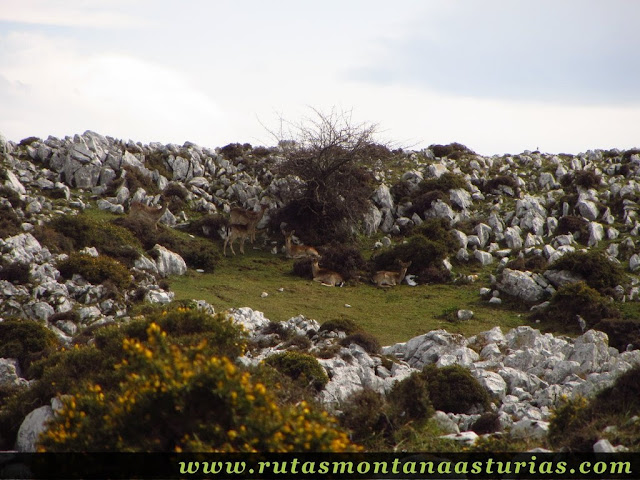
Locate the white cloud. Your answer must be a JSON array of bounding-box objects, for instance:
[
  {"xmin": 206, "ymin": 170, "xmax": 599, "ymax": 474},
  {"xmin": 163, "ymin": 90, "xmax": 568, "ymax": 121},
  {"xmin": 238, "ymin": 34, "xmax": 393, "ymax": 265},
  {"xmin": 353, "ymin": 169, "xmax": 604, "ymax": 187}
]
[
  {"xmin": 0, "ymin": 0, "xmax": 144, "ymax": 28},
  {"xmin": 0, "ymin": 32, "xmax": 225, "ymax": 145}
]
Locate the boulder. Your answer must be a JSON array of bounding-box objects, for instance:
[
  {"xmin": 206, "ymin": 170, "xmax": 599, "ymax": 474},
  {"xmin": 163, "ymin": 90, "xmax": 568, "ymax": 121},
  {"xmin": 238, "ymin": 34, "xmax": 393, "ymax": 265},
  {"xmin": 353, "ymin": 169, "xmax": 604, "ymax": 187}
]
[
  {"xmin": 497, "ymin": 269, "xmax": 545, "ymax": 303},
  {"xmin": 150, "ymin": 244, "xmax": 187, "ymax": 277}
]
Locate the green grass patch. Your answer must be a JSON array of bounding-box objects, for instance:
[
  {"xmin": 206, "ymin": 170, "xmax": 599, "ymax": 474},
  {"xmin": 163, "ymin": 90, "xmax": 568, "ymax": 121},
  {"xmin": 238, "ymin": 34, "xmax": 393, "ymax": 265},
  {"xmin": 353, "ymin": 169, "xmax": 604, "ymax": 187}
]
[{"xmin": 169, "ymin": 249, "xmax": 525, "ymax": 346}]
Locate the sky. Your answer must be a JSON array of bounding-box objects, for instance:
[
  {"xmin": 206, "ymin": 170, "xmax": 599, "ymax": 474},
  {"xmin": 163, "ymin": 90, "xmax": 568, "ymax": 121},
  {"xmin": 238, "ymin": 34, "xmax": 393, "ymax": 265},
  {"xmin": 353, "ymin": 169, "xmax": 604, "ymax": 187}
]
[{"xmin": 0, "ymin": 0, "xmax": 639, "ymax": 156}]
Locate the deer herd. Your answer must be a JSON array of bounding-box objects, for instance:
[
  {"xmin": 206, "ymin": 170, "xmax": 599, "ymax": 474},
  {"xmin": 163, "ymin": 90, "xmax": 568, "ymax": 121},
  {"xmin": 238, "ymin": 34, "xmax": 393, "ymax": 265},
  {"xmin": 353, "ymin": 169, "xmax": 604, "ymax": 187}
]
[
  {"xmin": 220, "ymin": 204, "xmax": 414, "ymax": 288},
  {"xmin": 133, "ymin": 200, "xmax": 412, "ymax": 288}
]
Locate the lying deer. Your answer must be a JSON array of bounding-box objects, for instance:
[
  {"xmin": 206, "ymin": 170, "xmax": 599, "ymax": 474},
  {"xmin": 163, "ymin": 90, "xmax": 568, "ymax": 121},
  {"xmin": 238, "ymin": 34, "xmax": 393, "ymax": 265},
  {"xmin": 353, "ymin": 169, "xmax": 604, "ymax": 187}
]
[
  {"xmin": 128, "ymin": 201, "xmax": 168, "ymax": 230},
  {"xmin": 283, "ymin": 230, "xmax": 319, "ymax": 259},
  {"xmin": 229, "ymin": 205, "xmax": 268, "ymax": 244},
  {"xmin": 311, "ymin": 258, "xmax": 344, "ymax": 287},
  {"xmin": 372, "ymin": 260, "xmax": 412, "ymax": 288},
  {"xmin": 223, "ymin": 224, "xmax": 250, "ymax": 256}
]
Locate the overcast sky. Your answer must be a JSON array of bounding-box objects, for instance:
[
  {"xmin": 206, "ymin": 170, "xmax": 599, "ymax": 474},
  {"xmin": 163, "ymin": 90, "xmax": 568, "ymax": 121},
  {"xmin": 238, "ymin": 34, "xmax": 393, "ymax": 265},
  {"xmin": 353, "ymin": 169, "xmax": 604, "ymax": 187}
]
[{"xmin": 1, "ymin": 0, "xmax": 639, "ymax": 156}]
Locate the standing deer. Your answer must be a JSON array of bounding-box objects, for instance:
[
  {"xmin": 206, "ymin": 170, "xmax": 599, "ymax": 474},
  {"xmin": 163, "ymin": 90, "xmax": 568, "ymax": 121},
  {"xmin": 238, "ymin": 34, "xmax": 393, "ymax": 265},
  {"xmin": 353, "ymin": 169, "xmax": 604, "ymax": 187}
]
[
  {"xmin": 223, "ymin": 224, "xmax": 250, "ymax": 256},
  {"xmin": 128, "ymin": 201, "xmax": 168, "ymax": 230},
  {"xmin": 283, "ymin": 230, "xmax": 320, "ymax": 259},
  {"xmin": 372, "ymin": 260, "xmax": 412, "ymax": 288},
  {"xmin": 311, "ymin": 258, "xmax": 344, "ymax": 287},
  {"xmin": 229, "ymin": 205, "xmax": 268, "ymax": 244}
]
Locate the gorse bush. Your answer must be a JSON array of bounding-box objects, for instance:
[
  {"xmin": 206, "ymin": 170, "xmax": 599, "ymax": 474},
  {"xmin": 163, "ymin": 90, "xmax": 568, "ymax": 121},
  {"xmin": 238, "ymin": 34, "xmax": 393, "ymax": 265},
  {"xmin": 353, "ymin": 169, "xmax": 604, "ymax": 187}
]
[
  {"xmin": 371, "ymin": 235, "xmax": 448, "ymax": 283},
  {"xmin": 0, "ymin": 304, "xmax": 246, "ymax": 448},
  {"xmin": 548, "ymin": 367, "xmax": 640, "ymax": 451},
  {"xmin": 263, "ymin": 351, "xmax": 329, "ymax": 391},
  {"xmin": 48, "ymin": 214, "xmax": 142, "ymax": 266},
  {"xmin": 0, "ymin": 204, "xmax": 21, "ymax": 239},
  {"xmin": 0, "ymin": 261, "xmax": 31, "ymax": 284},
  {"xmin": 57, "ymin": 253, "xmax": 131, "ymax": 289},
  {"xmin": 548, "ymin": 251, "xmax": 626, "ymax": 293},
  {"xmin": 418, "ymin": 172, "xmax": 469, "ymax": 195},
  {"xmin": 319, "ymin": 318, "xmax": 361, "ymax": 336},
  {"xmin": 39, "ymin": 323, "xmax": 357, "ymax": 452},
  {"xmin": 340, "ymin": 331, "xmax": 381, "ymax": 355},
  {"xmin": 0, "ymin": 319, "xmax": 59, "ymax": 375},
  {"xmin": 421, "ymin": 364, "xmax": 490, "ymax": 414},
  {"xmin": 317, "ymin": 243, "xmax": 367, "ymax": 281},
  {"xmin": 532, "ymin": 281, "xmax": 620, "ymax": 333}
]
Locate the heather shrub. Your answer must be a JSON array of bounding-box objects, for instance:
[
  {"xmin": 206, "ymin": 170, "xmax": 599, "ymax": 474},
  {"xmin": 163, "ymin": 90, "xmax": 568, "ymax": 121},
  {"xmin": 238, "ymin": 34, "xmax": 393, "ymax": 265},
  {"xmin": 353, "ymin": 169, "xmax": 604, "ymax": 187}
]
[
  {"xmin": 574, "ymin": 170, "xmax": 602, "ymax": 189},
  {"xmin": 319, "ymin": 318, "xmax": 361, "ymax": 336},
  {"xmin": 387, "ymin": 372, "xmax": 434, "ymax": 422},
  {"xmin": 470, "ymin": 412, "xmax": 501, "ymax": 434},
  {"xmin": 593, "ymin": 318, "xmax": 640, "ymax": 352},
  {"xmin": 39, "ymin": 323, "xmax": 356, "ymax": 452},
  {"xmin": 548, "ymin": 251, "xmax": 626, "ymax": 293},
  {"xmin": 264, "ymin": 351, "xmax": 329, "ymax": 391},
  {"xmin": 534, "ymin": 281, "xmax": 620, "ymax": 332},
  {"xmin": 57, "ymin": 253, "xmax": 131, "ymax": 289},
  {"xmin": 371, "ymin": 235, "xmax": 447, "ymax": 283},
  {"xmin": 406, "ymin": 191, "xmax": 449, "ymax": 217},
  {"xmin": 556, "ymin": 215, "xmax": 589, "ymax": 240},
  {"xmin": 0, "ymin": 204, "xmax": 21, "ymax": 239},
  {"xmin": 339, "ymin": 389, "xmax": 389, "ymax": 443},
  {"xmin": 0, "ymin": 319, "xmax": 59, "ymax": 374},
  {"xmin": 418, "ymin": 172, "xmax": 469, "ymax": 194},
  {"xmin": 48, "ymin": 214, "xmax": 142, "ymax": 265},
  {"xmin": 547, "ymin": 395, "xmax": 592, "ymax": 450},
  {"xmin": 429, "ymin": 143, "xmax": 475, "ymax": 159},
  {"xmin": 186, "ymin": 214, "xmax": 227, "ymax": 240},
  {"xmin": 317, "ymin": 243, "xmax": 367, "ymax": 281},
  {"xmin": 340, "ymin": 331, "xmax": 381, "ymax": 355},
  {"xmin": 421, "ymin": 364, "xmax": 490, "ymax": 414},
  {"xmin": 483, "ymin": 175, "xmax": 518, "ymax": 194},
  {"xmin": 292, "ymin": 257, "xmax": 313, "ymax": 278},
  {"xmin": 0, "ymin": 186, "xmax": 24, "ymax": 209},
  {"xmin": 0, "ymin": 261, "xmax": 30, "ymax": 284}
]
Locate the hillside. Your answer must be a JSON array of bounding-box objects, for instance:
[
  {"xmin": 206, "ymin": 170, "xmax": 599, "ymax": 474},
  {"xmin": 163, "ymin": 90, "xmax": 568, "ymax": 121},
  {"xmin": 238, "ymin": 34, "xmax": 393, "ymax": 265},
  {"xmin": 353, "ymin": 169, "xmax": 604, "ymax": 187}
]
[{"xmin": 1, "ymin": 130, "xmax": 640, "ymax": 453}]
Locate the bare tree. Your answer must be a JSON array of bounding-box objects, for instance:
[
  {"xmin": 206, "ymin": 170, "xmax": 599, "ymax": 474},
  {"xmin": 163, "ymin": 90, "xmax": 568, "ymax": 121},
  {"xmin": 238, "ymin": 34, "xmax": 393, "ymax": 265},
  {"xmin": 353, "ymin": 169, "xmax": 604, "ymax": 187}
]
[{"xmin": 268, "ymin": 108, "xmax": 391, "ymax": 243}]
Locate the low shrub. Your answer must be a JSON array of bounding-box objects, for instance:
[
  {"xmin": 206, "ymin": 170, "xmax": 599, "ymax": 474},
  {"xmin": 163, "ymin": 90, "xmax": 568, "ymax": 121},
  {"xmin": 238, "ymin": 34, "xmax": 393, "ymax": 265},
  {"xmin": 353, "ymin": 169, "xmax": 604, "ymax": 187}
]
[
  {"xmin": 0, "ymin": 319, "xmax": 59, "ymax": 375},
  {"xmin": 0, "ymin": 186, "xmax": 24, "ymax": 209},
  {"xmin": 406, "ymin": 191, "xmax": 449, "ymax": 218},
  {"xmin": 319, "ymin": 318, "xmax": 361, "ymax": 336},
  {"xmin": 161, "ymin": 182, "xmax": 190, "ymax": 213},
  {"xmin": 429, "ymin": 143, "xmax": 475, "ymax": 159},
  {"xmin": 340, "ymin": 331, "xmax": 381, "ymax": 355},
  {"xmin": 371, "ymin": 235, "xmax": 448, "ymax": 283},
  {"xmin": 317, "ymin": 243, "xmax": 367, "ymax": 281},
  {"xmin": 547, "ymin": 396, "xmax": 593, "ymax": 451},
  {"xmin": 418, "ymin": 172, "xmax": 469, "ymax": 194},
  {"xmin": 0, "ymin": 204, "xmax": 21, "ymax": 239},
  {"xmin": 48, "ymin": 214, "xmax": 142, "ymax": 265},
  {"xmin": 548, "ymin": 251, "xmax": 626, "ymax": 293},
  {"xmin": 123, "ymin": 165, "xmax": 158, "ymax": 195},
  {"xmin": 186, "ymin": 214, "xmax": 227, "ymax": 240},
  {"xmin": 0, "ymin": 261, "xmax": 30, "ymax": 284},
  {"xmin": 470, "ymin": 412, "xmax": 501, "ymax": 434},
  {"xmin": 264, "ymin": 351, "xmax": 329, "ymax": 391},
  {"xmin": 556, "ymin": 215, "xmax": 589, "ymax": 241},
  {"xmin": 534, "ymin": 281, "xmax": 620, "ymax": 332},
  {"xmin": 483, "ymin": 175, "xmax": 518, "ymax": 194},
  {"xmin": 292, "ymin": 257, "xmax": 313, "ymax": 278},
  {"xmin": 339, "ymin": 389, "xmax": 390, "ymax": 443},
  {"xmin": 32, "ymin": 225, "xmax": 74, "ymax": 253},
  {"xmin": 57, "ymin": 253, "xmax": 131, "ymax": 289},
  {"xmin": 594, "ymin": 318, "xmax": 640, "ymax": 352},
  {"xmin": 421, "ymin": 364, "xmax": 490, "ymax": 414},
  {"xmin": 387, "ymin": 372, "xmax": 434, "ymax": 422},
  {"xmin": 39, "ymin": 323, "xmax": 356, "ymax": 452},
  {"xmin": 574, "ymin": 170, "xmax": 602, "ymax": 189},
  {"xmin": 219, "ymin": 142, "xmax": 252, "ymax": 160}
]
